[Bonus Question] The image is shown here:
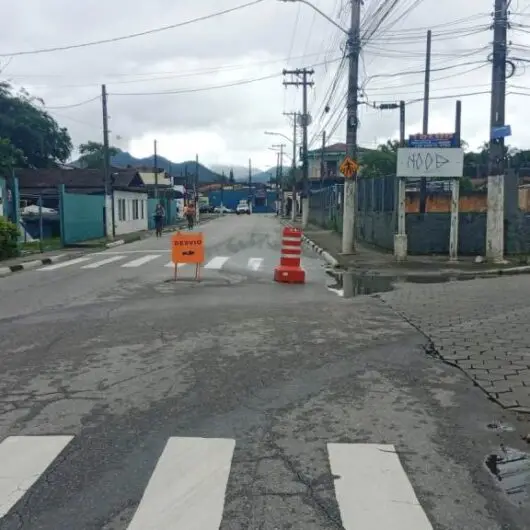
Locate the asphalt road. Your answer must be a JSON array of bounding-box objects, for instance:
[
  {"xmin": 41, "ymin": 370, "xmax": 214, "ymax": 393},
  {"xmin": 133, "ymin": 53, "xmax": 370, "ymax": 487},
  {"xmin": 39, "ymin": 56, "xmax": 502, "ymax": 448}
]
[{"xmin": 0, "ymin": 214, "xmax": 528, "ymax": 529}]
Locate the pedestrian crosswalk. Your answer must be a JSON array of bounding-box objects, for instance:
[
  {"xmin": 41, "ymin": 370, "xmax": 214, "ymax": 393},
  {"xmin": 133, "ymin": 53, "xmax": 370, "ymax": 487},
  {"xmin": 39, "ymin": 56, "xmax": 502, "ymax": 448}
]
[
  {"xmin": 0, "ymin": 435, "xmax": 433, "ymax": 529},
  {"xmin": 38, "ymin": 253, "xmax": 276, "ymax": 273}
]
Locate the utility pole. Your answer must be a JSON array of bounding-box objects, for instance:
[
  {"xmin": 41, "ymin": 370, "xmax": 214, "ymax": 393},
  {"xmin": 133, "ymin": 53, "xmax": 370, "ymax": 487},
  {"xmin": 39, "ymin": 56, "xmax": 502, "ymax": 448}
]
[
  {"xmin": 195, "ymin": 154, "xmax": 199, "ymax": 223},
  {"xmin": 486, "ymin": 0, "xmax": 509, "ymax": 262},
  {"xmin": 283, "ymin": 69, "xmax": 314, "ymax": 227},
  {"xmin": 419, "ymin": 29, "xmax": 432, "ymax": 214},
  {"xmin": 341, "ymin": 0, "xmax": 361, "ymax": 254},
  {"xmin": 283, "ymin": 111, "xmax": 298, "ymax": 219},
  {"xmin": 320, "ymin": 130, "xmax": 326, "ymax": 188},
  {"xmin": 101, "ymin": 84, "xmax": 114, "ymax": 238},
  {"xmin": 154, "ymin": 139, "xmax": 158, "ymax": 200},
  {"xmin": 320, "ymin": 130, "xmax": 326, "ymax": 225},
  {"xmin": 377, "ymin": 100, "xmax": 406, "ymax": 258},
  {"xmin": 248, "ymin": 158, "xmax": 252, "ymax": 209}
]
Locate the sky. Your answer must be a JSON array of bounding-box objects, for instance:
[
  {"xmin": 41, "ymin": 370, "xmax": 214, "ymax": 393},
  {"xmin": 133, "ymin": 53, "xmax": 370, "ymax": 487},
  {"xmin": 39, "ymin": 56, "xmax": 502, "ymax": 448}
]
[{"xmin": 1, "ymin": 0, "xmax": 529, "ymax": 173}]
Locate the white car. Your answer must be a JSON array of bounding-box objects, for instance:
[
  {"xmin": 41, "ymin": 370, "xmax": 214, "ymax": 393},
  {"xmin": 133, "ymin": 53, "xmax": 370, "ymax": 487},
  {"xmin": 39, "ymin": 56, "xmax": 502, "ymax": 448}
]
[
  {"xmin": 236, "ymin": 202, "xmax": 251, "ymax": 215},
  {"xmin": 214, "ymin": 205, "xmax": 233, "ymax": 214}
]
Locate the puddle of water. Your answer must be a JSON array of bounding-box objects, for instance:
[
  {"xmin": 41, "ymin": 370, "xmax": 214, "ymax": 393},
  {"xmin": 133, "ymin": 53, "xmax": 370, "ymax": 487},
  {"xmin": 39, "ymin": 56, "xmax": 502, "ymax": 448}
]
[
  {"xmin": 485, "ymin": 447, "xmax": 530, "ymax": 506},
  {"xmin": 486, "ymin": 422, "xmax": 515, "ymax": 433},
  {"xmin": 327, "ymin": 273, "xmax": 395, "ymax": 298}
]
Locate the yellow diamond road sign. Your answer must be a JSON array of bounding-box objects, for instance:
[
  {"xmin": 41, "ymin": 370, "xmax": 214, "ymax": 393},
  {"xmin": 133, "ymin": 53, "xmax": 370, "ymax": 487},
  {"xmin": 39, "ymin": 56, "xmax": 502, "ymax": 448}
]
[{"xmin": 340, "ymin": 156, "xmax": 358, "ymax": 178}]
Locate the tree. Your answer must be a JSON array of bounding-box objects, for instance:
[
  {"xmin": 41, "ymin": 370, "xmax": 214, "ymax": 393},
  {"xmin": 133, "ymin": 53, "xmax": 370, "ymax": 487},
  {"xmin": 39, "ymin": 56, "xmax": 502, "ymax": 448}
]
[
  {"xmin": 228, "ymin": 168, "xmax": 235, "ymax": 184},
  {"xmin": 360, "ymin": 143, "xmax": 397, "ymax": 177},
  {"xmin": 0, "ymin": 138, "xmax": 25, "ymax": 175},
  {"xmin": 0, "ymin": 82, "xmax": 72, "ymax": 168},
  {"xmin": 78, "ymin": 141, "xmax": 119, "ymax": 170}
]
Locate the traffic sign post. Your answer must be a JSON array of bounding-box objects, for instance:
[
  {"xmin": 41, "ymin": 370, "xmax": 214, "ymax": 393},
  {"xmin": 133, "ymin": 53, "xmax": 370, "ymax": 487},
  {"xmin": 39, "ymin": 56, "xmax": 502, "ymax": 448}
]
[
  {"xmin": 340, "ymin": 156, "xmax": 358, "ymax": 179},
  {"xmin": 396, "ymin": 146, "xmax": 464, "ymax": 262}
]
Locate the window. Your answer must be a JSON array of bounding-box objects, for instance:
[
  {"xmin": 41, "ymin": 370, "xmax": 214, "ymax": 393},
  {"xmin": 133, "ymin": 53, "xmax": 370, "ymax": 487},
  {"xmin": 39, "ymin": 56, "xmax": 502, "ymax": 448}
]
[
  {"xmin": 118, "ymin": 199, "xmax": 126, "ymax": 221},
  {"xmin": 140, "ymin": 199, "xmax": 145, "ymax": 219},
  {"xmin": 132, "ymin": 199, "xmax": 139, "ymax": 220}
]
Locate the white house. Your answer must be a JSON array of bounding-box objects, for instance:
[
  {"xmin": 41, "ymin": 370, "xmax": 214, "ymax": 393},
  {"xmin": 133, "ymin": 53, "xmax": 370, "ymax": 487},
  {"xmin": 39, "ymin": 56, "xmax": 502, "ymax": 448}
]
[{"xmin": 105, "ymin": 189, "xmax": 148, "ymax": 236}]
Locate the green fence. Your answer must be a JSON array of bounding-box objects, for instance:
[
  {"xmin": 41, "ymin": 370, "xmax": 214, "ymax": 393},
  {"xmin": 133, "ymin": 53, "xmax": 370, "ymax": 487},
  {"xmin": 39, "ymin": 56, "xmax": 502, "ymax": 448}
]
[{"xmin": 59, "ymin": 185, "xmax": 105, "ymax": 244}]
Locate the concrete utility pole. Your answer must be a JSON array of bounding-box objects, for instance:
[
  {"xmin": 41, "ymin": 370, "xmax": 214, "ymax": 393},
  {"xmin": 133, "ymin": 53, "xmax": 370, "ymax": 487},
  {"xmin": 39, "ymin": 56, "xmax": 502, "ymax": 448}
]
[
  {"xmin": 378, "ymin": 100, "xmax": 406, "ymax": 259},
  {"xmin": 195, "ymin": 154, "xmax": 199, "ymax": 223},
  {"xmin": 283, "ymin": 111, "xmax": 298, "ymax": 219},
  {"xmin": 248, "ymin": 158, "xmax": 252, "ymax": 210},
  {"xmin": 283, "ymin": 69, "xmax": 314, "ymax": 227},
  {"xmin": 320, "ymin": 130, "xmax": 326, "ymax": 224},
  {"xmin": 449, "ymin": 100, "xmax": 462, "ymax": 262},
  {"xmin": 320, "ymin": 131, "xmax": 326, "ymax": 187},
  {"xmin": 487, "ymin": 0, "xmax": 509, "ymax": 262},
  {"xmin": 101, "ymin": 84, "xmax": 114, "ymax": 238},
  {"xmin": 154, "ymin": 139, "xmax": 158, "ymax": 200},
  {"xmin": 342, "ymin": 0, "xmax": 361, "ymax": 254},
  {"xmin": 419, "ymin": 29, "xmax": 432, "ymax": 214}
]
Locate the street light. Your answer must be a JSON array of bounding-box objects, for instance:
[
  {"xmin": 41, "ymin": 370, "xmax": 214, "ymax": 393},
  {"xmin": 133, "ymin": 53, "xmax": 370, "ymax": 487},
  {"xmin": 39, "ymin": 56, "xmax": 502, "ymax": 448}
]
[
  {"xmin": 278, "ymin": 0, "xmax": 360, "ymax": 254},
  {"xmin": 264, "ymin": 131, "xmax": 293, "ymax": 144}
]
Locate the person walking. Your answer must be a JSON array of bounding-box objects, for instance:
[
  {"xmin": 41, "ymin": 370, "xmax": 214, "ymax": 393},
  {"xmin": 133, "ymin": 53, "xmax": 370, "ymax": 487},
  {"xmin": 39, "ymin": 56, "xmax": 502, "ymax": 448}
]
[
  {"xmin": 184, "ymin": 202, "xmax": 195, "ymax": 230},
  {"xmin": 154, "ymin": 202, "xmax": 165, "ymax": 237}
]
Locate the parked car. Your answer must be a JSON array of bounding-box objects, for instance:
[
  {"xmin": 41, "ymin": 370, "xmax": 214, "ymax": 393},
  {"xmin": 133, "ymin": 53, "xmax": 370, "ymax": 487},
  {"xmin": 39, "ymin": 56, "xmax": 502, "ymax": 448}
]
[
  {"xmin": 236, "ymin": 202, "xmax": 251, "ymax": 215},
  {"xmin": 199, "ymin": 204, "xmax": 215, "ymax": 213},
  {"xmin": 213, "ymin": 206, "xmax": 234, "ymax": 214}
]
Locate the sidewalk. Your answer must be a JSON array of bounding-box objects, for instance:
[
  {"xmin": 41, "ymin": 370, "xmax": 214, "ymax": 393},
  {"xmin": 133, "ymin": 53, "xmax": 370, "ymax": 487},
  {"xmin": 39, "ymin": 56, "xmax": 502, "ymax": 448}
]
[{"xmin": 290, "ymin": 221, "xmax": 530, "ymax": 278}]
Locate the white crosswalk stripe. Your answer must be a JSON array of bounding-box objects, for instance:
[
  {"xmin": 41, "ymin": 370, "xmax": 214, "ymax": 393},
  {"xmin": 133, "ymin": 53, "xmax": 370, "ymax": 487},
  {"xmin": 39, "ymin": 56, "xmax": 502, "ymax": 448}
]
[
  {"xmin": 121, "ymin": 254, "xmax": 162, "ymax": 267},
  {"xmin": 81, "ymin": 255, "xmax": 126, "ymax": 269},
  {"xmin": 204, "ymin": 256, "xmax": 230, "ymax": 269},
  {"xmin": 0, "ymin": 435, "xmax": 74, "ymax": 518},
  {"xmin": 127, "ymin": 437, "xmax": 235, "ymax": 530},
  {"xmin": 0, "ymin": 436, "xmax": 433, "ymax": 528},
  {"xmin": 247, "ymin": 257, "xmax": 263, "ymax": 271},
  {"xmin": 40, "ymin": 257, "xmax": 92, "ymax": 270},
  {"xmin": 327, "ymin": 443, "xmax": 433, "ymax": 529}
]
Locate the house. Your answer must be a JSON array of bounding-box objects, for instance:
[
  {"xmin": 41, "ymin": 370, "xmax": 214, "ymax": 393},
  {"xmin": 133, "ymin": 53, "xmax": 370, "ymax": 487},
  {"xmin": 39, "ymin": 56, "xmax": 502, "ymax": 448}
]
[
  {"xmin": 15, "ymin": 168, "xmax": 150, "ymax": 237},
  {"xmin": 307, "ymin": 142, "xmax": 347, "ymax": 182}
]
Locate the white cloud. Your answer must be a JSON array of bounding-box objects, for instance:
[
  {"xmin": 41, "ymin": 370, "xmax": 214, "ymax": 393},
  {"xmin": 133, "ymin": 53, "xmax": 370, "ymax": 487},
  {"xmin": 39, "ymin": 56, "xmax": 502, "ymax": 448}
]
[{"xmin": 1, "ymin": 0, "xmax": 529, "ymax": 169}]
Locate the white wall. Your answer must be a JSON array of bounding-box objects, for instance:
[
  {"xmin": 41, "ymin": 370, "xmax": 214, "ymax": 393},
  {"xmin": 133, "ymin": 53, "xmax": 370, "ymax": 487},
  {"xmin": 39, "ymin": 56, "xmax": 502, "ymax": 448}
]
[{"xmin": 106, "ymin": 190, "xmax": 148, "ymax": 236}]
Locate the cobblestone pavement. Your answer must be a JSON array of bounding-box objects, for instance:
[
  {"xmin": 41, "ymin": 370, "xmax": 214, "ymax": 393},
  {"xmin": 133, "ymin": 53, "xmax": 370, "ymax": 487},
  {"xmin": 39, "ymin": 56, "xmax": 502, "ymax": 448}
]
[{"xmin": 379, "ymin": 275, "xmax": 530, "ymax": 414}]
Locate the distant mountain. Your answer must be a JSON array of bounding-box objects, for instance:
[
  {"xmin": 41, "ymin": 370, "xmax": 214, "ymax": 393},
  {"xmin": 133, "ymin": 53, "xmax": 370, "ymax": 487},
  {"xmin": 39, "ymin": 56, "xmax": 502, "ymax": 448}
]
[
  {"xmin": 208, "ymin": 164, "xmax": 260, "ymax": 180},
  {"xmin": 109, "ymin": 151, "xmax": 222, "ymax": 182},
  {"xmin": 252, "ymin": 168, "xmax": 287, "ymax": 183}
]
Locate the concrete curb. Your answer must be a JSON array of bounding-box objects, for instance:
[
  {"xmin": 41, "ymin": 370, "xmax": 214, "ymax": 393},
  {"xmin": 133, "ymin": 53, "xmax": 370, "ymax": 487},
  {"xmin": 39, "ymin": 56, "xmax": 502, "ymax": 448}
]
[
  {"xmin": 106, "ymin": 239, "xmax": 125, "ymax": 248},
  {"xmin": 0, "ymin": 252, "xmax": 84, "ymax": 278}
]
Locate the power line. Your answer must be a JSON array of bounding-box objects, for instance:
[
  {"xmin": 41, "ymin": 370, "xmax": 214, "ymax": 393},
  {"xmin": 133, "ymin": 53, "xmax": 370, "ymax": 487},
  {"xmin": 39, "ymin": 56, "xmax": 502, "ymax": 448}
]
[
  {"xmin": 44, "ymin": 96, "xmax": 101, "ymax": 109},
  {"xmin": 0, "ymin": 0, "xmax": 265, "ymax": 57},
  {"xmin": 4, "ymin": 50, "xmax": 335, "ymax": 88},
  {"xmin": 108, "ymin": 57, "xmax": 342, "ymax": 97}
]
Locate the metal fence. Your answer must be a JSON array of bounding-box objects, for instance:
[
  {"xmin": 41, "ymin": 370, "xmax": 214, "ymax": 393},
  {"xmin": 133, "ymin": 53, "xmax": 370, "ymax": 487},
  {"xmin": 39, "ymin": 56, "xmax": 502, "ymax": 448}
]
[{"xmin": 308, "ymin": 184, "xmax": 344, "ymax": 232}]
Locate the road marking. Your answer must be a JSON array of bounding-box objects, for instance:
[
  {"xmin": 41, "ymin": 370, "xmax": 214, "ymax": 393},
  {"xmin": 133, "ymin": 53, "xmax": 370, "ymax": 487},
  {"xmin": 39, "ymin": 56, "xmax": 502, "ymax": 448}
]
[
  {"xmin": 127, "ymin": 437, "xmax": 235, "ymax": 530},
  {"xmin": 247, "ymin": 258, "xmax": 263, "ymax": 271},
  {"xmin": 39, "ymin": 257, "xmax": 92, "ymax": 270},
  {"xmin": 81, "ymin": 255, "xmax": 126, "ymax": 269},
  {"xmin": 204, "ymin": 256, "xmax": 229, "ymax": 270},
  {"xmin": 121, "ymin": 255, "xmax": 161, "ymax": 268},
  {"xmin": 0, "ymin": 435, "xmax": 74, "ymax": 518},
  {"xmin": 327, "ymin": 443, "xmax": 433, "ymax": 529},
  {"xmin": 164, "ymin": 262, "xmax": 187, "ymax": 268}
]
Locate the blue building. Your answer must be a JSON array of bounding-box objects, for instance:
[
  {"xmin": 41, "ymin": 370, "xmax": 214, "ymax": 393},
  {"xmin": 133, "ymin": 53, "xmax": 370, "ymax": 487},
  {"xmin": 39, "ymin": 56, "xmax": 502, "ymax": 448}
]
[{"xmin": 207, "ymin": 187, "xmax": 276, "ymax": 213}]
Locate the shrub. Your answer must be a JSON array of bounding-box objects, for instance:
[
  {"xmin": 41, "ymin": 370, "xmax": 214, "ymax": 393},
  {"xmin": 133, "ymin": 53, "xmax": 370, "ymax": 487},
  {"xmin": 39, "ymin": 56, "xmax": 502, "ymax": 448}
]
[{"xmin": 0, "ymin": 216, "xmax": 19, "ymax": 259}]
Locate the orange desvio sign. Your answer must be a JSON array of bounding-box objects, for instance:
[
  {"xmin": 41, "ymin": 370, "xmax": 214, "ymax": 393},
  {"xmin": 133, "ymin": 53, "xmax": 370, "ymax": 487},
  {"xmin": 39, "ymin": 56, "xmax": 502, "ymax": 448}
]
[{"xmin": 171, "ymin": 232, "xmax": 204, "ymax": 264}]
